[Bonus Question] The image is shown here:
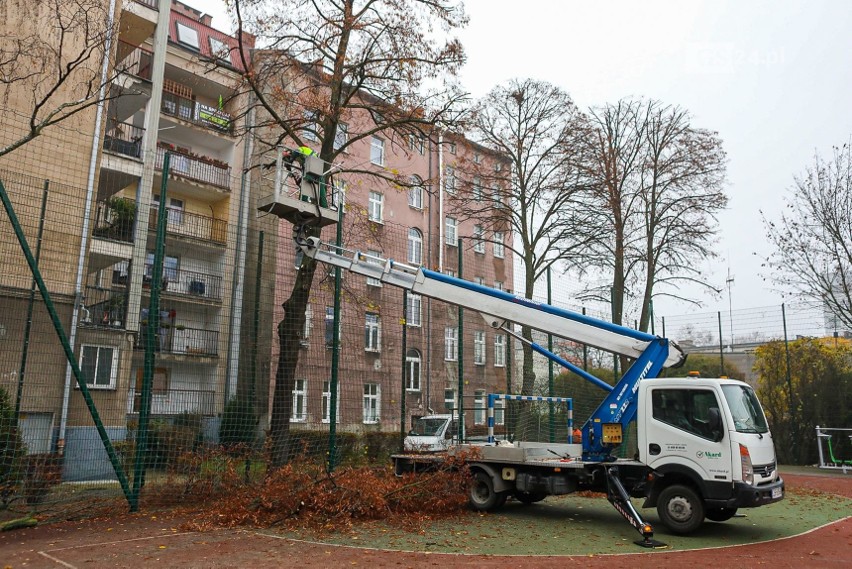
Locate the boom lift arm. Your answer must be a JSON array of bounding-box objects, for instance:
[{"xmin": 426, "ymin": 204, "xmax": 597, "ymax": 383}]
[{"xmin": 298, "ymin": 236, "xmax": 686, "ymax": 461}]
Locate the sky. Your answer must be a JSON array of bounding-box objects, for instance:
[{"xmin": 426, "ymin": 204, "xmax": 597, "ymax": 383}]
[{"xmin": 190, "ymin": 0, "xmax": 852, "ymax": 318}]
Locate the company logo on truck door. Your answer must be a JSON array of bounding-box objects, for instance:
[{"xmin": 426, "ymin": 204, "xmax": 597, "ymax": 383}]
[{"xmin": 696, "ymin": 451, "xmax": 722, "ymax": 459}]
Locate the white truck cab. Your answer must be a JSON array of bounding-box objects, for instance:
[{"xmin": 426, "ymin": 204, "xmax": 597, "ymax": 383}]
[{"xmin": 404, "ymin": 414, "xmax": 460, "ymax": 452}]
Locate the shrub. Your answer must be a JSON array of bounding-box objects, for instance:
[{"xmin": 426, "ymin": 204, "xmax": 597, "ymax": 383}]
[
  {"xmin": 0, "ymin": 386, "xmax": 26, "ymax": 507},
  {"xmin": 22, "ymin": 453, "xmax": 62, "ymax": 506}
]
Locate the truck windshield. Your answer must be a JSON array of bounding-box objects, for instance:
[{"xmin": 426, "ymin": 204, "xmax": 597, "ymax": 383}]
[
  {"xmin": 409, "ymin": 417, "xmax": 448, "ymax": 437},
  {"xmin": 721, "ymin": 385, "xmax": 769, "ymax": 434}
]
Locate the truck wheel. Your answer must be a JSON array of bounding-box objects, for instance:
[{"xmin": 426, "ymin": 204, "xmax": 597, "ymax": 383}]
[
  {"xmin": 513, "ymin": 490, "xmax": 546, "ymax": 505},
  {"xmin": 469, "ymin": 471, "xmax": 505, "ymax": 511},
  {"xmin": 706, "ymin": 507, "xmax": 738, "ymax": 522},
  {"xmin": 657, "ymin": 484, "xmax": 705, "ymax": 535}
]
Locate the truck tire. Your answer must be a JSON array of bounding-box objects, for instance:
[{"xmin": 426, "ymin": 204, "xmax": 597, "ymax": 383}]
[
  {"xmin": 469, "ymin": 471, "xmax": 506, "ymax": 511},
  {"xmin": 705, "ymin": 507, "xmax": 738, "ymax": 522},
  {"xmin": 657, "ymin": 484, "xmax": 705, "ymax": 535},
  {"xmin": 513, "ymin": 490, "xmax": 547, "ymax": 504}
]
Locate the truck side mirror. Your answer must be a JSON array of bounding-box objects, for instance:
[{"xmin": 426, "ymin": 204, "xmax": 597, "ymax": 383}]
[{"xmin": 708, "ymin": 407, "xmax": 723, "ymax": 441}]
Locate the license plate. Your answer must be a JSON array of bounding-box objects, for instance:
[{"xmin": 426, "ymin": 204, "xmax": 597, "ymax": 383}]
[{"xmin": 771, "ymin": 487, "xmax": 782, "ymax": 499}]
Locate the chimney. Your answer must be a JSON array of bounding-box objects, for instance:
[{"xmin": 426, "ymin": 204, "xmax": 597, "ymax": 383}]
[{"xmin": 200, "ymin": 13, "xmax": 213, "ymax": 26}]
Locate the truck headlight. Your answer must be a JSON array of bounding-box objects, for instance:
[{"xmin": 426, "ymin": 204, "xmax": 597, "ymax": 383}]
[{"xmin": 739, "ymin": 443, "xmax": 754, "ymax": 485}]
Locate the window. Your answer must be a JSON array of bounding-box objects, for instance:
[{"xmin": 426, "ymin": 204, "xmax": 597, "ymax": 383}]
[
  {"xmin": 445, "ymin": 217, "xmax": 458, "ymax": 246},
  {"xmin": 292, "ymin": 379, "xmax": 307, "ymax": 421},
  {"xmin": 444, "ymin": 389, "xmax": 456, "ymax": 412},
  {"xmin": 473, "ymin": 225, "xmax": 485, "ymax": 253},
  {"xmin": 406, "ymin": 293, "xmax": 422, "ymax": 327},
  {"xmin": 80, "ymin": 345, "xmax": 117, "ymax": 389},
  {"xmin": 492, "ymin": 184, "xmax": 503, "ymax": 207},
  {"xmin": 363, "ymin": 383, "xmax": 380, "ymax": 423},
  {"xmin": 333, "ymin": 122, "xmax": 348, "ymax": 151},
  {"xmin": 494, "ymin": 334, "xmax": 506, "ymax": 367},
  {"xmin": 365, "ymin": 249, "xmax": 383, "ymax": 287},
  {"xmin": 474, "ymin": 276, "xmax": 484, "ymax": 286},
  {"xmin": 473, "ymin": 177, "xmax": 482, "ymax": 201},
  {"xmin": 408, "ymin": 228, "xmax": 423, "ymax": 265},
  {"xmin": 474, "ymin": 330, "xmax": 486, "ymax": 365},
  {"xmin": 370, "ymin": 136, "xmax": 385, "ymax": 165},
  {"xmin": 175, "ymin": 22, "xmax": 200, "ymax": 49},
  {"xmin": 444, "ymin": 327, "xmax": 458, "ymax": 361},
  {"xmin": 368, "ymin": 191, "xmax": 383, "ymax": 222},
  {"xmin": 651, "ymin": 388, "xmax": 724, "ymax": 441},
  {"xmin": 493, "ymin": 231, "xmax": 505, "ymax": 258},
  {"xmin": 406, "ymin": 349, "xmax": 421, "ymax": 391},
  {"xmin": 408, "ymin": 176, "xmax": 423, "ymax": 209},
  {"xmin": 446, "ymin": 269, "xmax": 456, "ymax": 278},
  {"xmin": 445, "ymin": 166, "xmax": 456, "ymax": 194},
  {"xmin": 494, "ymin": 281, "xmax": 504, "ymax": 292},
  {"xmin": 322, "ymin": 380, "xmax": 340, "ymax": 423},
  {"xmin": 449, "ymin": 141, "xmax": 456, "ymax": 155},
  {"xmin": 474, "ymin": 152, "xmax": 481, "ymax": 164},
  {"xmin": 365, "ymin": 312, "xmax": 381, "ymax": 352},
  {"xmin": 208, "ymin": 36, "xmax": 231, "ymax": 62},
  {"xmin": 474, "ymin": 390, "xmax": 485, "ymax": 425},
  {"xmin": 409, "ymin": 134, "xmax": 424, "ymax": 155},
  {"xmin": 324, "ymin": 306, "xmax": 340, "ymax": 348},
  {"xmin": 302, "ymin": 110, "xmax": 319, "ymax": 142},
  {"xmin": 494, "ymin": 398, "xmax": 505, "ymax": 425},
  {"xmin": 145, "ymin": 252, "xmax": 178, "ymax": 285},
  {"xmin": 153, "ymin": 194, "xmax": 184, "ymax": 226},
  {"xmin": 300, "ymin": 305, "xmax": 312, "ymax": 346}
]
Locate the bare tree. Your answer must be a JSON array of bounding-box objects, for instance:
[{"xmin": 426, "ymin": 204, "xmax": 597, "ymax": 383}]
[
  {"xmin": 763, "ymin": 142, "xmax": 852, "ymax": 329},
  {"xmin": 231, "ymin": 0, "xmax": 468, "ymax": 466},
  {"xmin": 573, "ymin": 99, "xmax": 727, "ymax": 334},
  {"xmin": 457, "ymin": 78, "xmax": 596, "ymax": 395},
  {"xmin": 0, "ymin": 0, "xmax": 118, "ymax": 158}
]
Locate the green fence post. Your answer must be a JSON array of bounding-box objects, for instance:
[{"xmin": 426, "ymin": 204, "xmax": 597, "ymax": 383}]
[
  {"xmin": 400, "ymin": 289, "xmax": 408, "ymax": 449},
  {"xmin": 327, "ymin": 197, "xmax": 344, "ymax": 472},
  {"xmin": 457, "ymin": 238, "xmax": 464, "ymax": 442},
  {"xmin": 547, "ymin": 266, "xmax": 554, "ymax": 442},
  {"xmin": 0, "ymin": 179, "xmax": 133, "ymax": 506}
]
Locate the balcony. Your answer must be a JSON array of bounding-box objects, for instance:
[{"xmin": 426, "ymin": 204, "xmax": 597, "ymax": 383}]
[
  {"xmin": 136, "ymin": 325, "xmax": 219, "ymax": 357},
  {"xmin": 80, "ymin": 286, "xmax": 127, "ymax": 329},
  {"xmin": 161, "ymin": 91, "xmax": 234, "ymax": 135},
  {"xmin": 103, "ymin": 121, "xmax": 144, "ymax": 159},
  {"xmin": 132, "ymin": 0, "xmax": 158, "ymax": 8},
  {"xmin": 127, "ymin": 388, "xmax": 215, "ymax": 417},
  {"xmin": 148, "ymin": 205, "xmax": 227, "ymax": 245},
  {"xmin": 155, "ymin": 144, "xmax": 231, "ymax": 190},
  {"xmin": 117, "ymin": 42, "xmax": 153, "ymax": 81},
  {"xmin": 143, "ymin": 263, "xmax": 223, "ymax": 301},
  {"xmin": 92, "ymin": 197, "xmax": 136, "ymax": 243}
]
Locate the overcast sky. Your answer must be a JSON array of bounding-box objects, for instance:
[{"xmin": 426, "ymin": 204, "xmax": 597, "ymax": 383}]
[{"xmin": 192, "ymin": 0, "xmax": 852, "ymax": 317}]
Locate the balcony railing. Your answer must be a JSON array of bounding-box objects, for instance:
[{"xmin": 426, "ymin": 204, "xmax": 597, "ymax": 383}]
[
  {"xmin": 148, "ymin": 206, "xmax": 227, "ymax": 245},
  {"xmin": 136, "ymin": 325, "xmax": 219, "ymax": 357},
  {"xmin": 132, "ymin": 0, "xmax": 158, "ymax": 9},
  {"xmin": 161, "ymin": 91, "xmax": 234, "ymax": 134},
  {"xmin": 118, "ymin": 42, "xmax": 153, "ymax": 81},
  {"xmin": 155, "ymin": 146, "xmax": 231, "ymax": 190},
  {"xmin": 81, "ymin": 286, "xmax": 127, "ymax": 328},
  {"xmin": 143, "ymin": 263, "xmax": 223, "ymax": 301},
  {"xmin": 103, "ymin": 121, "xmax": 144, "ymax": 159},
  {"xmin": 127, "ymin": 388, "xmax": 215, "ymax": 417},
  {"xmin": 92, "ymin": 197, "xmax": 136, "ymax": 243}
]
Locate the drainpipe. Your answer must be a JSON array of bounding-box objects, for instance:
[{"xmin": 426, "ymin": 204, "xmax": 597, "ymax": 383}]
[
  {"xmin": 58, "ymin": 0, "xmax": 119, "ymax": 453},
  {"xmin": 225, "ymin": 97, "xmax": 256, "ymax": 401},
  {"xmin": 425, "ymin": 134, "xmax": 434, "ymax": 412},
  {"xmin": 438, "ymin": 132, "xmax": 444, "ymax": 272}
]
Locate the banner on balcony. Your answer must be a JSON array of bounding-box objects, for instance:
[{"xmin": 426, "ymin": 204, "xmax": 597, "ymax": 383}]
[{"xmin": 195, "ymin": 103, "xmax": 231, "ymax": 131}]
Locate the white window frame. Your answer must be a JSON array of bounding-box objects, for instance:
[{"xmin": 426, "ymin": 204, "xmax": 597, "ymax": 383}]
[
  {"xmin": 363, "ymin": 383, "xmax": 380, "ymax": 424},
  {"xmin": 444, "ymin": 327, "xmax": 458, "ymax": 361},
  {"xmin": 494, "ymin": 280, "xmax": 504, "ymax": 292},
  {"xmin": 291, "ymin": 379, "xmax": 307, "ymax": 422},
  {"xmin": 406, "ymin": 293, "xmax": 422, "ymax": 327},
  {"xmin": 405, "ymin": 349, "xmax": 421, "ymax": 391},
  {"xmin": 368, "ymin": 191, "xmax": 383, "ymax": 222},
  {"xmin": 409, "ymin": 134, "xmax": 424, "ymax": 155},
  {"xmin": 175, "ymin": 22, "xmax": 200, "ymax": 50},
  {"xmin": 300, "ymin": 305, "xmax": 312, "ymax": 346},
  {"xmin": 80, "ymin": 344, "xmax": 118, "ymax": 389},
  {"xmin": 473, "ymin": 177, "xmax": 482, "ymax": 202},
  {"xmin": 370, "ymin": 135, "xmax": 385, "ymax": 166},
  {"xmin": 449, "ymin": 141, "xmax": 457, "ymax": 155},
  {"xmin": 473, "ymin": 225, "xmax": 485, "ymax": 253},
  {"xmin": 333, "ymin": 122, "xmax": 348, "ymax": 151},
  {"xmin": 494, "ymin": 398, "xmax": 505, "ymax": 425},
  {"xmin": 208, "ymin": 36, "xmax": 230, "ymax": 62},
  {"xmin": 408, "ymin": 176, "xmax": 423, "ymax": 209},
  {"xmin": 322, "ymin": 380, "xmax": 341, "ymax": 423},
  {"xmin": 325, "ymin": 306, "xmax": 341, "ymax": 348},
  {"xmin": 445, "ymin": 217, "xmax": 458, "ymax": 246},
  {"xmin": 302, "ymin": 110, "xmax": 319, "ymax": 142},
  {"xmin": 365, "ymin": 312, "xmax": 381, "ymax": 352},
  {"xmin": 474, "ymin": 152, "xmax": 482, "ymax": 164},
  {"xmin": 153, "ymin": 194, "xmax": 184, "ymax": 226},
  {"xmin": 407, "ymin": 228, "xmax": 423, "ymax": 265},
  {"xmin": 444, "ymin": 388, "xmax": 456, "ymax": 412},
  {"xmin": 474, "ymin": 330, "xmax": 486, "ymax": 365},
  {"xmin": 474, "ymin": 390, "xmax": 486, "ymax": 425},
  {"xmin": 366, "ymin": 249, "xmax": 383, "ymax": 287},
  {"xmin": 495, "ymin": 334, "xmax": 506, "ymax": 367},
  {"xmin": 493, "ymin": 231, "xmax": 505, "ymax": 258}
]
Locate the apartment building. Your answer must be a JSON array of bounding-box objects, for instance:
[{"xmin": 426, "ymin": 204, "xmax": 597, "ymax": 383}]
[
  {"xmin": 0, "ymin": 0, "xmax": 251, "ymax": 480},
  {"xmin": 260, "ymin": 123, "xmax": 514, "ymax": 434}
]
